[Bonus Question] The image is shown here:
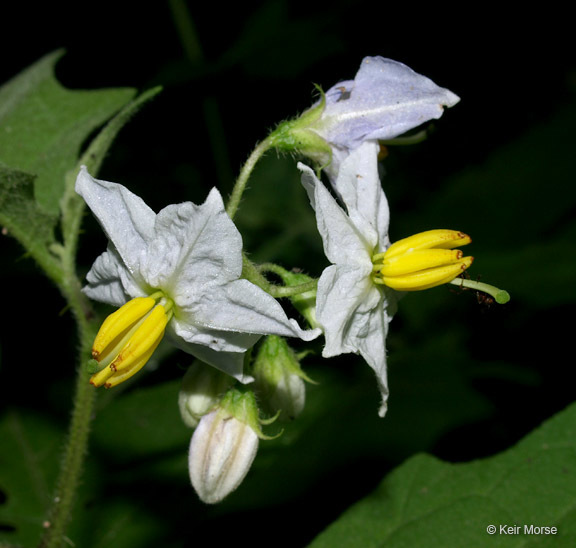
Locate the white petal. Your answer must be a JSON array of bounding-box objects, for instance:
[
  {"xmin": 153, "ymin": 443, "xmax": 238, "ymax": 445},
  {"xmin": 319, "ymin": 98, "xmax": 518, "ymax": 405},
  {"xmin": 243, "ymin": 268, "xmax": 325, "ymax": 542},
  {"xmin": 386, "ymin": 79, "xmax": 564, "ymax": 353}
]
[
  {"xmin": 352, "ymin": 295, "xmax": 392, "ymax": 418},
  {"xmin": 83, "ymin": 246, "xmax": 147, "ymax": 306},
  {"xmin": 167, "ymin": 322, "xmax": 257, "ymax": 382},
  {"xmin": 332, "ymin": 141, "xmax": 390, "ymax": 249},
  {"xmin": 299, "ymin": 162, "xmax": 373, "ymax": 265},
  {"xmin": 177, "ymin": 279, "xmax": 321, "ymax": 341},
  {"xmin": 316, "ymin": 264, "xmax": 378, "ymax": 356},
  {"xmin": 189, "ymin": 411, "xmax": 259, "ymax": 504},
  {"xmin": 75, "ymin": 167, "xmax": 155, "ymax": 278},
  {"xmin": 141, "ymin": 188, "xmax": 243, "ymax": 291},
  {"xmin": 317, "ymin": 264, "xmax": 392, "ymax": 417}
]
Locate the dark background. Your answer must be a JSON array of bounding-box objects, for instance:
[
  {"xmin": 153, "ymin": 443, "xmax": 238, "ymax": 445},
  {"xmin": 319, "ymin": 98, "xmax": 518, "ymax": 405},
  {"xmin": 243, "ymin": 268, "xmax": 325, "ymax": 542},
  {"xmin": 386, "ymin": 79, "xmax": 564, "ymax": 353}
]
[{"xmin": 1, "ymin": 2, "xmax": 574, "ymax": 546}]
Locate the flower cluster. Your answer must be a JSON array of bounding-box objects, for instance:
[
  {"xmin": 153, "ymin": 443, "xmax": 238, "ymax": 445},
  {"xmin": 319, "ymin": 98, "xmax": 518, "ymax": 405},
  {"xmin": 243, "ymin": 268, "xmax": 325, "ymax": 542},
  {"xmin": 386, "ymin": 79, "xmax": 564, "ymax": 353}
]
[{"xmin": 78, "ymin": 55, "xmax": 506, "ymax": 504}]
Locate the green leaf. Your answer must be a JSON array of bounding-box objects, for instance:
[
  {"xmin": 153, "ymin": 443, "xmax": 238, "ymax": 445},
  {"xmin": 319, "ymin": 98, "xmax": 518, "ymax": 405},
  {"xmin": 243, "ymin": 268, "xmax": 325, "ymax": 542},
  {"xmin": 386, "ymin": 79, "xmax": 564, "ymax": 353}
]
[
  {"xmin": 0, "ymin": 163, "xmax": 62, "ymax": 282},
  {"xmin": 60, "ymin": 85, "xmax": 163, "ymax": 249},
  {"xmin": 0, "ymin": 50, "xmax": 135, "ymax": 216},
  {"xmin": 0, "ymin": 411, "xmax": 64, "ymax": 547},
  {"xmin": 309, "ymin": 402, "xmax": 576, "ymax": 547}
]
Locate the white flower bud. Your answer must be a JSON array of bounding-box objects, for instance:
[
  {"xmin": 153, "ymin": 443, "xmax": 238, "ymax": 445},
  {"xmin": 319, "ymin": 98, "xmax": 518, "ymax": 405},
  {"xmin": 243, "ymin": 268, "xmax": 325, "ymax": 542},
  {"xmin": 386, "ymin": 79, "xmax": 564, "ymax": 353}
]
[
  {"xmin": 178, "ymin": 361, "xmax": 233, "ymax": 428},
  {"xmin": 189, "ymin": 408, "xmax": 259, "ymax": 504}
]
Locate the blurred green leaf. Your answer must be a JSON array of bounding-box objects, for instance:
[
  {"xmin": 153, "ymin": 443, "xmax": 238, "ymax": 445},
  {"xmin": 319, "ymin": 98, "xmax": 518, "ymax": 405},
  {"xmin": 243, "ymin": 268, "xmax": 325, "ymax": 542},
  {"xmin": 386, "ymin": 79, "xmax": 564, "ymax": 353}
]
[
  {"xmin": 0, "ymin": 411, "xmax": 64, "ymax": 547},
  {"xmin": 90, "ymin": 379, "xmax": 189, "ymax": 461},
  {"xmin": 309, "ymin": 401, "xmax": 576, "ymax": 547},
  {"xmin": 0, "ymin": 163, "xmax": 62, "ymax": 282},
  {"xmin": 0, "ymin": 50, "xmax": 135, "ymax": 216}
]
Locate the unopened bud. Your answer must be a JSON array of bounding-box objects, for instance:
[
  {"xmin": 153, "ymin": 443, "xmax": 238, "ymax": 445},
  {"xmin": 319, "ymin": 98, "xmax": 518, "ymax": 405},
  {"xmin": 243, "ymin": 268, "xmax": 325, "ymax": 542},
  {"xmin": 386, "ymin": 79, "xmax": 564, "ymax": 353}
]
[
  {"xmin": 253, "ymin": 336, "xmax": 313, "ymax": 420},
  {"xmin": 178, "ymin": 361, "xmax": 233, "ymax": 428},
  {"xmin": 188, "ymin": 389, "xmax": 262, "ymax": 504}
]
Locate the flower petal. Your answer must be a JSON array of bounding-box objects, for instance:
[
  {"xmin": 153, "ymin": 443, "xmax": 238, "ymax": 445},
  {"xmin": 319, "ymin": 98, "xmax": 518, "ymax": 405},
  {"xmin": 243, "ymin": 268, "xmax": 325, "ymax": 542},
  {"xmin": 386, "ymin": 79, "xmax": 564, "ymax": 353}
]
[
  {"xmin": 176, "ymin": 279, "xmax": 321, "ymax": 342},
  {"xmin": 299, "ymin": 162, "xmax": 374, "ymax": 265},
  {"xmin": 83, "ymin": 246, "xmax": 148, "ymax": 306},
  {"xmin": 141, "ymin": 188, "xmax": 243, "ymax": 291},
  {"xmin": 317, "ymin": 264, "xmax": 392, "ymax": 417},
  {"xmin": 320, "ymin": 56, "xmax": 460, "ymax": 149},
  {"xmin": 331, "ymin": 141, "xmax": 390, "ymax": 249},
  {"xmin": 316, "ymin": 264, "xmax": 379, "ymax": 356},
  {"xmin": 75, "ymin": 167, "xmax": 155, "ymax": 283},
  {"xmin": 168, "ymin": 329, "xmax": 255, "ymax": 383}
]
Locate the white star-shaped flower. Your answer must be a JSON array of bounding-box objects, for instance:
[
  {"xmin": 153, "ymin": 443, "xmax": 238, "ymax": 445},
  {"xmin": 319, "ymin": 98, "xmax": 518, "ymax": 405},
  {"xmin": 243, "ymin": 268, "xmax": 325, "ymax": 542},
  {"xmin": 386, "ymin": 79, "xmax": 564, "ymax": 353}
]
[
  {"xmin": 76, "ymin": 167, "xmax": 320, "ymax": 385},
  {"xmin": 299, "ymin": 141, "xmax": 473, "ymax": 416},
  {"xmin": 299, "ymin": 141, "xmax": 396, "ymax": 417}
]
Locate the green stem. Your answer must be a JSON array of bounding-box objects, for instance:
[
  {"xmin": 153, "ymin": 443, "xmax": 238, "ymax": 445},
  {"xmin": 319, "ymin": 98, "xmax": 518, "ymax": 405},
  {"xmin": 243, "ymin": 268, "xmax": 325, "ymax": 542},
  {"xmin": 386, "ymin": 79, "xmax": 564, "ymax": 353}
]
[
  {"xmin": 242, "ymin": 256, "xmax": 318, "ymax": 298},
  {"xmin": 226, "ymin": 137, "xmax": 274, "ymax": 220},
  {"xmin": 39, "ymin": 252, "xmax": 98, "ymax": 548},
  {"xmin": 40, "ymin": 347, "xmax": 96, "ymax": 548},
  {"xmin": 449, "ymin": 277, "xmax": 511, "ymax": 304},
  {"xmin": 269, "ymin": 280, "xmax": 318, "ymax": 298}
]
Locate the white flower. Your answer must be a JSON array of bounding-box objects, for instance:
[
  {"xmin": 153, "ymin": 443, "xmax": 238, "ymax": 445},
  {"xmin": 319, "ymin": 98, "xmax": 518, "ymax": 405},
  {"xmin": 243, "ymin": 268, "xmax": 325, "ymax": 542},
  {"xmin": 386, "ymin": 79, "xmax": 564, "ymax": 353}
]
[
  {"xmin": 76, "ymin": 167, "xmax": 320, "ymax": 385},
  {"xmin": 299, "ymin": 141, "xmax": 395, "ymax": 417},
  {"xmin": 299, "ymin": 141, "xmax": 472, "ymax": 417}
]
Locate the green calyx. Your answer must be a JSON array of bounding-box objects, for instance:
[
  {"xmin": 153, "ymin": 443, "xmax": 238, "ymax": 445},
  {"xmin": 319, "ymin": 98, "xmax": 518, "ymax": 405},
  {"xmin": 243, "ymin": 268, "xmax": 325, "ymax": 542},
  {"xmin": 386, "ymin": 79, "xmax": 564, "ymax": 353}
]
[
  {"xmin": 268, "ymin": 87, "xmax": 332, "ymax": 165},
  {"xmin": 219, "ymin": 387, "xmax": 280, "ymax": 440},
  {"xmin": 254, "ymin": 335, "xmax": 315, "ymax": 386},
  {"xmin": 252, "ymin": 335, "xmax": 314, "ymax": 421}
]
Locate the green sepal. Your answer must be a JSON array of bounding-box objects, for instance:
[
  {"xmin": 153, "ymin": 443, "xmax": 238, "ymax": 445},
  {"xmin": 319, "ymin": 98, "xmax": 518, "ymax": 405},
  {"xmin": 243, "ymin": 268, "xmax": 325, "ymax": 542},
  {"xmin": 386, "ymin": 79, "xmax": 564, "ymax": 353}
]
[
  {"xmin": 219, "ymin": 387, "xmax": 281, "ymax": 440},
  {"xmin": 268, "ymin": 86, "xmax": 332, "ymax": 165}
]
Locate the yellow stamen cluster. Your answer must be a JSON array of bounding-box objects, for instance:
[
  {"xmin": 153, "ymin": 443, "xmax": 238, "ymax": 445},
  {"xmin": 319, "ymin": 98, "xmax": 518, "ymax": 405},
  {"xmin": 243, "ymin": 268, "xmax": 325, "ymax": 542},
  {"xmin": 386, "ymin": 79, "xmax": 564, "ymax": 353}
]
[
  {"xmin": 372, "ymin": 229, "xmax": 473, "ymax": 291},
  {"xmin": 90, "ymin": 294, "xmax": 173, "ymax": 388}
]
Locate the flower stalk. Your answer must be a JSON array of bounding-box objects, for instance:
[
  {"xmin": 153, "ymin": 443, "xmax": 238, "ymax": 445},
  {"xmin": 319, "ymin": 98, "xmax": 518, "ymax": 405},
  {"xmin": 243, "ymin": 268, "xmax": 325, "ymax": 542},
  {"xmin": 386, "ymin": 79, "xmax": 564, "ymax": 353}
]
[{"xmin": 226, "ymin": 136, "xmax": 274, "ymax": 220}]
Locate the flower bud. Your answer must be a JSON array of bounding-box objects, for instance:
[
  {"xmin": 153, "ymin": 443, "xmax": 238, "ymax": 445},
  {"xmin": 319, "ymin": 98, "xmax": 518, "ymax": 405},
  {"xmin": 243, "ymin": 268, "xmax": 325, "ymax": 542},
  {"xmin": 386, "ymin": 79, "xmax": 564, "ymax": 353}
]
[
  {"xmin": 188, "ymin": 389, "xmax": 262, "ymax": 504},
  {"xmin": 178, "ymin": 361, "xmax": 233, "ymax": 428},
  {"xmin": 253, "ymin": 336, "xmax": 313, "ymax": 420}
]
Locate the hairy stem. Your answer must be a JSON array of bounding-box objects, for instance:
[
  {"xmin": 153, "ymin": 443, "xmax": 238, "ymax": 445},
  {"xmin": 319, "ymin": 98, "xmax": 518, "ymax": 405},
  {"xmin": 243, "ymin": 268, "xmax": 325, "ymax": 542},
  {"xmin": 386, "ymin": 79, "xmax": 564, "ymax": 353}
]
[
  {"xmin": 226, "ymin": 137, "xmax": 273, "ymax": 220},
  {"xmin": 39, "ymin": 244, "xmax": 98, "ymax": 548}
]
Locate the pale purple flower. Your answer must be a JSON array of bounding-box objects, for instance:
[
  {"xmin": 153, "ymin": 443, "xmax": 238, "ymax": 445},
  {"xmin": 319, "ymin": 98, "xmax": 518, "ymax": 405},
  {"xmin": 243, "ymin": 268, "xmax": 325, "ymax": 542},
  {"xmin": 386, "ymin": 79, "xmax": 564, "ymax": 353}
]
[{"xmin": 309, "ymin": 56, "xmax": 460, "ymax": 178}]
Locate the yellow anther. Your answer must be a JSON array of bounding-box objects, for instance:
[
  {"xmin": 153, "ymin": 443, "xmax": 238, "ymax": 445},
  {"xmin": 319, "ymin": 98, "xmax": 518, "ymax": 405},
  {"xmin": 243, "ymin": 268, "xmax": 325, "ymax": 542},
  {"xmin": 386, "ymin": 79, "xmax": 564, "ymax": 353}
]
[
  {"xmin": 373, "ymin": 229, "xmax": 473, "ymax": 291},
  {"xmin": 89, "ymin": 295, "xmax": 172, "ymax": 388},
  {"xmin": 382, "ymin": 256, "xmax": 474, "ymax": 291},
  {"xmin": 109, "ymin": 305, "xmax": 168, "ymax": 373},
  {"xmin": 384, "ymin": 229, "xmax": 471, "ymax": 259},
  {"xmin": 381, "ymin": 249, "xmax": 463, "ymax": 277},
  {"xmin": 92, "ymin": 297, "xmax": 155, "ymax": 361},
  {"xmin": 104, "ymin": 336, "xmax": 164, "ymax": 388}
]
